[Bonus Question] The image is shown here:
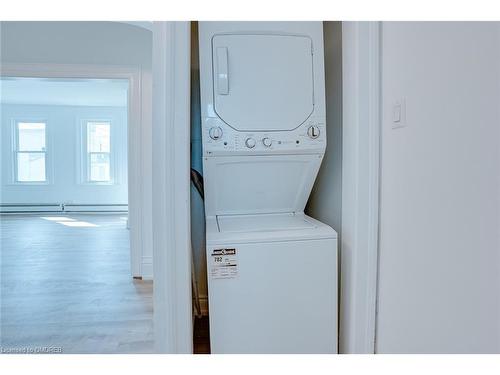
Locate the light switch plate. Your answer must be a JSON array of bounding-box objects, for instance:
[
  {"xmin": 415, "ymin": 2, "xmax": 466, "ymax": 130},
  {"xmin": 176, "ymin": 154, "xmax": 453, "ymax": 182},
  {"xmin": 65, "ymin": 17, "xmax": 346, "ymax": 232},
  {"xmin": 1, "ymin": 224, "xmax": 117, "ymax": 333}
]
[{"xmin": 392, "ymin": 98, "xmax": 407, "ymax": 129}]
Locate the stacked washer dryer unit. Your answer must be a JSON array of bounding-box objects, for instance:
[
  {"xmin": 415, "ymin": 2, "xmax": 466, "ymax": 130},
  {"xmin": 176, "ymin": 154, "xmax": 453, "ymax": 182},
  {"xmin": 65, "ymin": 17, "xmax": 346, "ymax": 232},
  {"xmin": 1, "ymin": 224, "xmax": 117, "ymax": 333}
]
[{"xmin": 199, "ymin": 22, "xmax": 338, "ymax": 354}]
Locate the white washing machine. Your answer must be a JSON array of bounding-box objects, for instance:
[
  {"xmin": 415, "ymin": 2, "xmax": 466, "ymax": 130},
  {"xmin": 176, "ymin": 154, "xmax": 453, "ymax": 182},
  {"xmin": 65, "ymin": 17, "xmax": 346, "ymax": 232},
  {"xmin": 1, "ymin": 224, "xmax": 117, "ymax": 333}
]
[{"xmin": 199, "ymin": 21, "xmax": 338, "ymax": 353}]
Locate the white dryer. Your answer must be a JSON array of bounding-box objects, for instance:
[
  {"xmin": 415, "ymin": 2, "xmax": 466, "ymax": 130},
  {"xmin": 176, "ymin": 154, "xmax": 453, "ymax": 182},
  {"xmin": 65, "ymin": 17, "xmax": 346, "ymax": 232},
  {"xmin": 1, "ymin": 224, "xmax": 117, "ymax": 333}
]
[{"xmin": 199, "ymin": 22, "xmax": 338, "ymax": 353}]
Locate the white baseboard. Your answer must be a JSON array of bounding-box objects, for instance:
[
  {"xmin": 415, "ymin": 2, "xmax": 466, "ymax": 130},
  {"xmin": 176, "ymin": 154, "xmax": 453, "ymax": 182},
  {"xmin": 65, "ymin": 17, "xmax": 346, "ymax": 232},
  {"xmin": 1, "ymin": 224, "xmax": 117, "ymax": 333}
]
[
  {"xmin": 0, "ymin": 204, "xmax": 61, "ymax": 213},
  {"xmin": 0, "ymin": 203, "xmax": 128, "ymax": 213},
  {"xmin": 142, "ymin": 256, "xmax": 153, "ymax": 280}
]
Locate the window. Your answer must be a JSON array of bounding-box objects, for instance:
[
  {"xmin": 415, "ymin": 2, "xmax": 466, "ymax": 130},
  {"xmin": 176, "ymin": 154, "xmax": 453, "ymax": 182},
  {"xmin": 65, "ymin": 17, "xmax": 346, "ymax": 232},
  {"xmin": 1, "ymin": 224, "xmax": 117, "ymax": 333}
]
[
  {"xmin": 15, "ymin": 122, "xmax": 47, "ymax": 182},
  {"xmin": 86, "ymin": 121, "xmax": 111, "ymax": 182}
]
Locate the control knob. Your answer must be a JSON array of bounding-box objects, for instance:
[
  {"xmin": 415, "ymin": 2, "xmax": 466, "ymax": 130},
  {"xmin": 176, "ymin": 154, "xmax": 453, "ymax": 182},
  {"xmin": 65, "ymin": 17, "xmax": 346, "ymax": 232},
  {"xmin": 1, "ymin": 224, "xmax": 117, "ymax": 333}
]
[
  {"xmin": 209, "ymin": 127, "xmax": 223, "ymax": 140},
  {"xmin": 245, "ymin": 137, "xmax": 256, "ymax": 149},
  {"xmin": 307, "ymin": 125, "xmax": 320, "ymax": 139},
  {"xmin": 262, "ymin": 137, "xmax": 272, "ymax": 147}
]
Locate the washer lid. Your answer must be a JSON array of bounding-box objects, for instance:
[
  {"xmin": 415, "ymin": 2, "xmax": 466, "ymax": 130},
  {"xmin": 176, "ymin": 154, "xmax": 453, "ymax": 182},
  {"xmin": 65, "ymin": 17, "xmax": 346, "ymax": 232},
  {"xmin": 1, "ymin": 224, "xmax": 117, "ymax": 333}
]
[
  {"xmin": 212, "ymin": 34, "xmax": 314, "ymax": 132},
  {"xmin": 206, "ymin": 213, "xmax": 338, "ymax": 245},
  {"xmin": 203, "ymin": 154, "xmax": 323, "ymax": 217},
  {"xmin": 217, "ymin": 212, "xmax": 316, "ymax": 233}
]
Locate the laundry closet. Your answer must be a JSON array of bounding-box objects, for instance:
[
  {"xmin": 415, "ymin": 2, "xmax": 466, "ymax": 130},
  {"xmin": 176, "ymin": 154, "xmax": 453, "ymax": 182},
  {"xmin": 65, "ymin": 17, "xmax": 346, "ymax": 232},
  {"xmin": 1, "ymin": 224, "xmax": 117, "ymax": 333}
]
[{"xmin": 189, "ymin": 21, "xmax": 343, "ymax": 354}]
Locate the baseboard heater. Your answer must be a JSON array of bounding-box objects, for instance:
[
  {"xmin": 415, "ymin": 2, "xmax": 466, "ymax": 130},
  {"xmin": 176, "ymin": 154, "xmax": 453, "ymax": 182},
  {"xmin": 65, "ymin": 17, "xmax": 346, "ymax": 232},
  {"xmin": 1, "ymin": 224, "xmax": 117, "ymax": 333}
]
[{"xmin": 0, "ymin": 203, "xmax": 128, "ymax": 213}]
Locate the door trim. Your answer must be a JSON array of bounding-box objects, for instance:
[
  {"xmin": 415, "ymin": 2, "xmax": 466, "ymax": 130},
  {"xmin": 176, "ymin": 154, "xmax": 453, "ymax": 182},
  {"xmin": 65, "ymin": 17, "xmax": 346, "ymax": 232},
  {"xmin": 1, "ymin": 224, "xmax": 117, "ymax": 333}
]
[
  {"xmin": 152, "ymin": 21, "xmax": 192, "ymax": 353},
  {"xmin": 0, "ymin": 62, "xmax": 146, "ymax": 279},
  {"xmin": 340, "ymin": 21, "xmax": 381, "ymax": 353}
]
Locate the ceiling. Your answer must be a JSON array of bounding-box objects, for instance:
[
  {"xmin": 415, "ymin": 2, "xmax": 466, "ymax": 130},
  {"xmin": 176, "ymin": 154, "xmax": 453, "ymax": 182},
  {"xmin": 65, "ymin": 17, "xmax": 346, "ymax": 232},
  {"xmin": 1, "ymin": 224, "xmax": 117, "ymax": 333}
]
[{"xmin": 0, "ymin": 77, "xmax": 129, "ymax": 107}]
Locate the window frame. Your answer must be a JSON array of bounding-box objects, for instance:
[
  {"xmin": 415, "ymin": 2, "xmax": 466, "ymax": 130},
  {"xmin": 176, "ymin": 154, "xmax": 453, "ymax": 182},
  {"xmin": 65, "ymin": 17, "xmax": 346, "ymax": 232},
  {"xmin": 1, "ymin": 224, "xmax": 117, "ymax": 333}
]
[
  {"xmin": 11, "ymin": 119, "xmax": 51, "ymax": 185},
  {"xmin": 79, "ymin": 119, "xmax": 115, "ymax": 185}
]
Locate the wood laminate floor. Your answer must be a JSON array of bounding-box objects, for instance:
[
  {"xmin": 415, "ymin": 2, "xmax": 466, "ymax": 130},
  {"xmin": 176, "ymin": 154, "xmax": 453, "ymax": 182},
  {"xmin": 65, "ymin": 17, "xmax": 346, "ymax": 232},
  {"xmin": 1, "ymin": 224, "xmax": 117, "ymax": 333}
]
[
  {"xmin": 0, "ymin": 213, "xmax": 154, "ymax": 354},
  {"xmin": 193, "ymin": 316, "xmax": 210, "ymax": 354}
]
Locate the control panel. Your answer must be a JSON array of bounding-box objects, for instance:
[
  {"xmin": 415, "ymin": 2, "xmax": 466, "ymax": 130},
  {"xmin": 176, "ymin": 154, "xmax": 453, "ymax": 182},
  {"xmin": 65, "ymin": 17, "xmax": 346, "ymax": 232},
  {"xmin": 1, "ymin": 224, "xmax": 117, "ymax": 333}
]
[{"xmin": 202, "ymin": 116, "xmax": 327, "ymax": 156}]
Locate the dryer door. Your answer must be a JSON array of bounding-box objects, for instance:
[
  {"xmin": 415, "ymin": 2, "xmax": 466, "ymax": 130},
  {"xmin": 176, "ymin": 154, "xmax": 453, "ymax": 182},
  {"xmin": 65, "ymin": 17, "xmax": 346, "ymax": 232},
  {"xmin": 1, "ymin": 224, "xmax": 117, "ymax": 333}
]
[{"xmin": 212, "ymin": 34, "xmax": 314, "ymax": 132}]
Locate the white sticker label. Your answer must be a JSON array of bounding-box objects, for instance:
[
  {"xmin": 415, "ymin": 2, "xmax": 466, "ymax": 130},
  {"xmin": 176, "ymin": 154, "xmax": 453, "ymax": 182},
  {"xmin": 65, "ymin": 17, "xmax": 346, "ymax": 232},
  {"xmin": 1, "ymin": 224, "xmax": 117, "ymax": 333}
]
[{"xmin": 210, "ymin": 248, "xmax": 238, "ymax": 279}]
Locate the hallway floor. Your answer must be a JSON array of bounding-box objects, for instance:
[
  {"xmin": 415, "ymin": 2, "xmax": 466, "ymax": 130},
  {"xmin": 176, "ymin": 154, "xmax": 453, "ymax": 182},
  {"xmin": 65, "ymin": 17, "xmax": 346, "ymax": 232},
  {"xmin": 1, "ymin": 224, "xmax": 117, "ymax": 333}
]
[
  {"xmin": 0, "ymin": 213, "xmax": 154, "ymax": 354},
  {"xmin": 193, "ymin": 316, "xmax": 210, "ymax": 354}
]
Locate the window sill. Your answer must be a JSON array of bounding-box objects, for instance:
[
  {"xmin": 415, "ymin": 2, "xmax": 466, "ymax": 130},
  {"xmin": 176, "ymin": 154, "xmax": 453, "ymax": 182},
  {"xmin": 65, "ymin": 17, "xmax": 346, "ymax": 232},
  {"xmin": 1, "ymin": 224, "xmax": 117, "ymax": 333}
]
[
  {"xmin": 79, "ymin": 181, "xmax": 116, "ymax": 186},
  {"xmin": 7, "ymin": 181, "xmax": 51, "ymax": 186}
]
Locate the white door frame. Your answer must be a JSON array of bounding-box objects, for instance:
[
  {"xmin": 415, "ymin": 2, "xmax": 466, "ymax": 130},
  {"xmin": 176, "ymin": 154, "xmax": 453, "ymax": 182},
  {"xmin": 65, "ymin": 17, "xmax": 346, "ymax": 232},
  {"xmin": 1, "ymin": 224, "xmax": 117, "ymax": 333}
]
[
  {"xmin": 151, "ymin": 21, "xmax": 192, "ymax": 353},
  {"xmin": 0, "ymin": 62, "xmax": 145, "ymax": 278},
  {"xmin": 340, "ymin": 21, "xmax": 381, "ymax": 353}
]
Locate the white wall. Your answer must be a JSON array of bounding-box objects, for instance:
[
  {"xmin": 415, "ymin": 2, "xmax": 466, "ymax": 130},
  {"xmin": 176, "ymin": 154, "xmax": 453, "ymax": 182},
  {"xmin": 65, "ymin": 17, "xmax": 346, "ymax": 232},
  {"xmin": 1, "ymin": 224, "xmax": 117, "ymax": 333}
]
[
  {"xmin": 377, "ymin": 22, "xmax": 500, "ymax": 353},
  {"xmin": 0, "ymin": 22, "xmax": 152, "ymax": 67},
  {"xmin": 307, "ymin": 21, "xmax": 343, "ymax": 235},
  {"xmin": 1, "ymin": 103, "xmax": 128, "ymax": 206},
  {"xmin": 0, "ymin": 21, "xmax": 153, "ymax": 278},
  {"xmin": 305, "ymin": 21, "xmax": 343, "ymax": 347}
]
